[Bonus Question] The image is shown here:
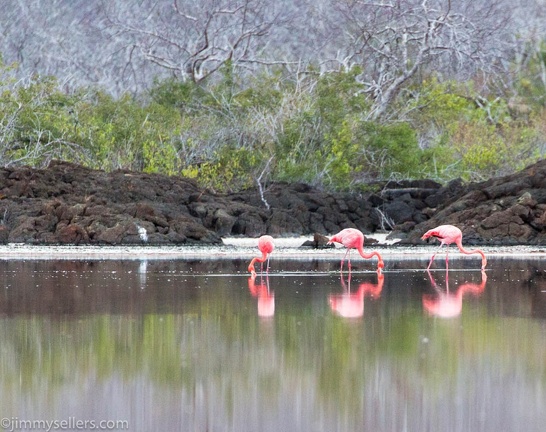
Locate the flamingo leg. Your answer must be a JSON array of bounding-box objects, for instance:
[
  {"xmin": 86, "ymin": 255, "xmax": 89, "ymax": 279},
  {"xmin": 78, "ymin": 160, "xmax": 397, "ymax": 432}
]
[
  {"xmin": 445, "ymin": 245, "xmax": 450, "ymax": 271},
  {"xmin": 427, "ymin": 252, "xmax": 437, "ymax": 270},
  {"xmin": 347, "ymin": 249, "xmax": 353, "ymax": 273},
  {"xmin": 260, "ymin": 257, "xmax": 267, "ymax": 274},
  {"xmin": 427, "ymin": 244, "xmax": 445, "ymax": 270},
  {"xmin": 347, "ymin": 249, "xmax": 353, "ymax": 272},
  {"xmin": 340, "ymin": 248, "xmax": 351, "ymax": 273}
]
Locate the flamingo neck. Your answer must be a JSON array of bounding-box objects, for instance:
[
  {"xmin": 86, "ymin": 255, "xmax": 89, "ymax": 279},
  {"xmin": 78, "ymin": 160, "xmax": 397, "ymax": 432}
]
[
  {"xmin": 456, "ymin": 239, "xmax": 487, "ymax": 268},
  {"xmin": 248, "ymin": 252, "xmax": 269, "ymax": 273},
  {"xmin": 357, "ymin": 247, "xmax": 385, "ymax": 268}
]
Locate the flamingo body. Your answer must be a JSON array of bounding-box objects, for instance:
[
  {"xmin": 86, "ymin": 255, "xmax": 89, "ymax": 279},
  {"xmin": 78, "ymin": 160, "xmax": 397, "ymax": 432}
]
[
  {"xmin": 248, "ymin": 235, "xmax": 275, "ymax": 275},
  {"xmin": 328, "ymin": 228, "xmax": 384, "ymax": 272},
  {"xmin": 421, "ymin": 225, "xmax": 487, "ymax": 270}
]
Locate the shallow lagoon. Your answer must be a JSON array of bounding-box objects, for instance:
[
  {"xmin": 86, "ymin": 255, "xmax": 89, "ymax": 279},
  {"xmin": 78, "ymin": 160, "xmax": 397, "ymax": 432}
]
[{"xmin": 0, "ymin": 242, "xmax": 545, "ymax": 432}]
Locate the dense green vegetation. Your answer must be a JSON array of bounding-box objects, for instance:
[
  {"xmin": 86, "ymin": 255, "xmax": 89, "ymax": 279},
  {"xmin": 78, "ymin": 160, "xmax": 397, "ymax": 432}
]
[{"xmin": 0, "ymin": 56, "xmax": 545, "ymax": 192}]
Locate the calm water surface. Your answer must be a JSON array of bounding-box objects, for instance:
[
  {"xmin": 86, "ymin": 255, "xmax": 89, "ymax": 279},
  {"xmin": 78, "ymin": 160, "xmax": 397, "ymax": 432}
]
[{"xmin": 0, "ymin": 252, "xmax": 545, "ymax": 432}]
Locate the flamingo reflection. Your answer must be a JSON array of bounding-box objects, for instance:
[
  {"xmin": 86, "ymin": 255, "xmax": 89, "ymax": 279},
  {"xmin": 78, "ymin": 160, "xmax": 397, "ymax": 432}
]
[
  {"xmin": 423, "ymin": 269, "xmax": 487, "ymax": 318},
  {"xmin": 329, "ymin": 271, "xmax": 384, "ymax": 318},
  {"xmin": 248, "ymin": 273, "xmax": 275, "ymax": 318}
]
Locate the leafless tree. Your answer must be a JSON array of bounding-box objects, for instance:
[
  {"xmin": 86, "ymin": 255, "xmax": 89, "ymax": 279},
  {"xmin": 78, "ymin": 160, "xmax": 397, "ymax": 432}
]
[
  {"xmin": 103, "ymin": 0, "xmax": 293, "ymax": 84},
  {"xmin": 313, "ymin": 0, "xmax": 511, "ymax": 120},
  {"xmin": 0, "ymin": 0, "xmax": 166, "ymax": 95},
  {"xmin": 506, "ymin": 0, "xmax": 546, "ymax": 92},
  {"xmin": 0, "ymin": 0, "xmax": 543, "ymax": 104}
]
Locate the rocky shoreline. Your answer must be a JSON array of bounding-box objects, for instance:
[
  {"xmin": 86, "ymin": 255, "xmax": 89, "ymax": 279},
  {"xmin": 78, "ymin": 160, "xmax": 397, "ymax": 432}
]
[{"xmin": 0, "ymin": 159, "xmax": 544, "ymax": 246}]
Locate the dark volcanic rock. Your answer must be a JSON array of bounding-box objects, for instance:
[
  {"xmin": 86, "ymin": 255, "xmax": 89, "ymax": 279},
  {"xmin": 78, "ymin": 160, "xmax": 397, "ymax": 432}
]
[
  {"xmin": 393, "ymin": 160, "xmax": 546, "ymax": 245},
  {"xmin": 0, "ymin": 159, "xmax": 545, "ymax": 245}
]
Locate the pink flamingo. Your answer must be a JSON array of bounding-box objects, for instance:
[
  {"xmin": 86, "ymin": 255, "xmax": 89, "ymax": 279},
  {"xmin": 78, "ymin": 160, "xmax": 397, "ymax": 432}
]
[
  {"xmin": 248, "ymin": 235, "xmax": 275, "ymax": 276},
  {"xmin": 248, "ymin": 273, "xmax": 275, "ymax": 318},
  {"xmin": 421, "ymin": 225, "xmax": 487, "ymax": 270},
  {"xmin": 329, "ymin": 272, "xmax": 384, "ymax": 318},
  {"xmin": 423, "ymin": 269, "xmax": 487, "ymax": 318},
  {"xmin": 328, "ymin": 228, "xmax": 384, "ymax": 273}
]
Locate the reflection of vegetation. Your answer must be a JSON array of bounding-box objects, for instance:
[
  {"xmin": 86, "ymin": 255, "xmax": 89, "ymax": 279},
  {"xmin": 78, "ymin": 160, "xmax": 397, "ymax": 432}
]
[{"xmin": 1, "ymin": 303, "xmax": 545, "ymax": 416}]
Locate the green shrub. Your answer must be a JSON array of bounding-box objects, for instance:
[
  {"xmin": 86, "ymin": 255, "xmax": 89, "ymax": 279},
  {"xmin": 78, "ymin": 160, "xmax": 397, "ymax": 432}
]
[
  {"xmin": 0, "ymin": 58, "xmax": 544, "ymax": 191},
  {"xmin": 0, "ymin": 73, "xmax": 89, "ymax": 166},
  {"xmin": 75, "ymin": 91, "xmax": 181, "ymax": 172},
  {"xmin": 450, "ymin": 120, "xmax": 542, "ymax": 180},
  {"xmin": 353, "ymin": 122, "xmax": 423, "ymax": 180}
]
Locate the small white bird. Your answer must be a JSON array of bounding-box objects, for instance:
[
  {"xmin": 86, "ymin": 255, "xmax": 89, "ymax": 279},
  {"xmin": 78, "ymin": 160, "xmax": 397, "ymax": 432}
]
[{"xmin": 137, "ymin": 225, "xmax": 148, "ymax": 243}]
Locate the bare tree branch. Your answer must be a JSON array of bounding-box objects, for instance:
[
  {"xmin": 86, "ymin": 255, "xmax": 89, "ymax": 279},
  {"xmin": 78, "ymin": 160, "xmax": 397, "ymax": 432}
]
[
  {"xmin": 314, "ymin": 0, "xmax": 510, "ymax": 120},
  {"xmin": 103, "ymin": 0, "xmax": 290, "ymax": 83}
]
